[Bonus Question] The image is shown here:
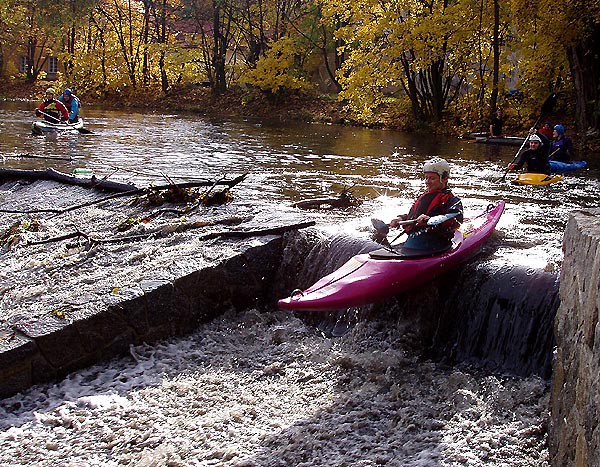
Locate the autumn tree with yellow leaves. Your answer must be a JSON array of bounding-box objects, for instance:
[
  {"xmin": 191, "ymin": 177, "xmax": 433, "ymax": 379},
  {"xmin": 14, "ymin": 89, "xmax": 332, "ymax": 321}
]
[{"xmin": 0, "ymin": 0, "xmax": 598, "ymax": 134}]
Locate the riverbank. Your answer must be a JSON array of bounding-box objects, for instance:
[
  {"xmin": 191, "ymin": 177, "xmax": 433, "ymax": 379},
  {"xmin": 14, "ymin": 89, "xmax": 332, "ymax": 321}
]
[
  {"xmin": 3, "ymin": 79, "xmax": 599, "ymax": 153},
  {"xmin": 1, "ymin": 80, "xmax": 351, "ymax": 126},
  {"xmin": 0, "ymin": 79, "xmax": 476, "ymax": 134}
]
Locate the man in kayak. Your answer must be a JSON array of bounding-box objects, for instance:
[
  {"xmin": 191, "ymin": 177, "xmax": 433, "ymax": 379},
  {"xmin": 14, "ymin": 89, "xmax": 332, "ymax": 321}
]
[
  {"xmin": 58, "ymin": 88, "xmax": 81, "ymax": 123},
  {"xmin": 35, "ymin": 88, "xmax": 69, "ymax": 123},
  {"xmin": 508, "ymin": 134, "xmax": 551, "ymax": 174},
  {"xmin": 389, "ymin": 157, "xmax": 464, "ymax": 252},
  {"xmin": 550, "ymin": 124, "xmax": 575, "ymax": 162},
  {"xmin": 489, "ymin": 108, "xmax": 503, "ymax": 137}
]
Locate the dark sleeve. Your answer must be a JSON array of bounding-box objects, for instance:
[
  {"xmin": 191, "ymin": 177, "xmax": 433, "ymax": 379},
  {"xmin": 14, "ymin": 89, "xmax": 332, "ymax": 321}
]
[
  {"xmin": 445, "ymin": 196, "xmax": 464, "ymax": 223},
  {"xmin": 514, "ymin": 152, "xmax": 527, "ymax": 171},
  {"xmin": 537, "ymin": 131, "xmax": 551, "ymax": 158},
  {"xmin": 566, "ymin": 138, "xmax": 575, "ymax": 157}
]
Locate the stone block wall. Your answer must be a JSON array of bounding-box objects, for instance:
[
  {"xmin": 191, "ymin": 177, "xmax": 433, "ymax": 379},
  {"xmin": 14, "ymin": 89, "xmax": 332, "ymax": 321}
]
[{"xmin": 550, "ymin": 208, "xmax": 600, "ymax": 466}]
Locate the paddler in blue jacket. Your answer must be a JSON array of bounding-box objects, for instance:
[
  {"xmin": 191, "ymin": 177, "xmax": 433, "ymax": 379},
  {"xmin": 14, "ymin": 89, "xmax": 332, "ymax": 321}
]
[
  {"xmin": 550, "ymin": 124, "xmax": 575, "ymax": 162},
  {"xmin": 389, "ymin": 157, "xmax": 463, "ymax": 252},
  {"xmin": 58, "ymin": 88, "xmax": 81, "ymax": 123}
]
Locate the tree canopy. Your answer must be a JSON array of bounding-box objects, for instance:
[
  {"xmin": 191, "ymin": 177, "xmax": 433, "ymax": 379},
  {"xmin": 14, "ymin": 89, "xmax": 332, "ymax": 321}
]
[{"xmin": 0, "ymin": 0, "xmax": 597, "ymax": 134}]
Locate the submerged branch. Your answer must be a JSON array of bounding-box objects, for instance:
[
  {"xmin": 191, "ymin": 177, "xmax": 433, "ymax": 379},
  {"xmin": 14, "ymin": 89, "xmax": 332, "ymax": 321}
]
[
  {"xmin": 197, "ymin": 221, "xmax": 316, "ymax": 240},
  {"xmin": 3, "ymin": 153, "xmax": 74, "ymax": 161},
  {"xmin": 0, "ymin": 168, "xmax": 137, "ymax": 192},
  {"xmin": 293, "ymin": 187, "xmax": 361, "ymax": 210},
  {"xmin": 25, "ymin": 218, "xmax": 314, "ymax": 247},
  {"xmin": 0, "ymin": 173, "xmax": 249, "ymax": 215}
]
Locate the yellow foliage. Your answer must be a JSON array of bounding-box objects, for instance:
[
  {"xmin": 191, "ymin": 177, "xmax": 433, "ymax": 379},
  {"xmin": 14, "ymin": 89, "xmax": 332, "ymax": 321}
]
[{"xmin": 239, "ymin": 37, "xmax": 312, "ymax": 95}]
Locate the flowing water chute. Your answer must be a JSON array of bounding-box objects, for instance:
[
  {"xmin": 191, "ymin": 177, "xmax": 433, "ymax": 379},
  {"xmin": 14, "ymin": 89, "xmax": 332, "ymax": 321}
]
[{"xmin": 275, "ymin": 229, "xmax": 558, "ymax": 378}]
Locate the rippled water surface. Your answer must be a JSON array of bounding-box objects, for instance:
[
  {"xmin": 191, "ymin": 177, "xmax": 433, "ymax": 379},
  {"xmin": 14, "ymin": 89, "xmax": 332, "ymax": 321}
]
[
  {"xmin": 1, "ymin": 101, "xmax": 598, "ymax": 466},
  {"xmin": 2, "ymin": 100, "xmax": 600, "ymax": 269}
]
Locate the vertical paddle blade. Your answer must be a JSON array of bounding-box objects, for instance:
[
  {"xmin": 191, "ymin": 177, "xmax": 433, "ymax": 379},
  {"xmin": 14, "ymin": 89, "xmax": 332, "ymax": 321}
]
[{"xmin": 540, "ymin": 92, "xmax": 558, "ymax": 115}]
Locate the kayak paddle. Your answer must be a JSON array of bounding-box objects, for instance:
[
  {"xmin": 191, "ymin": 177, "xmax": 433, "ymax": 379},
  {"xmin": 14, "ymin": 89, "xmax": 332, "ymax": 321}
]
[
  {"xmin": 372, "ymin": 212, "xmax": 460, "ymax": 232},
  {"xmin": 372, "ymin": 212, "xmax": 461, "ymax": 245},
  {"xmin": 36, "ymin": 110, "xmax": 93, "ymax": 134},
  {"xmin": 499, "ymin": 92, "xmax": 558, "ymax": 182},
  {"xmin": 548, "ymin": 148, "xmax": 560, "ymax": 160}
]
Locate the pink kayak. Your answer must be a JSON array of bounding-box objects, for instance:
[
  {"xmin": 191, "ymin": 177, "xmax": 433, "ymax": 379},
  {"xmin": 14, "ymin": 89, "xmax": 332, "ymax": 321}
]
[{"xmin": 278, "ymin": 201, "xmax": 505, "ymax": 311}]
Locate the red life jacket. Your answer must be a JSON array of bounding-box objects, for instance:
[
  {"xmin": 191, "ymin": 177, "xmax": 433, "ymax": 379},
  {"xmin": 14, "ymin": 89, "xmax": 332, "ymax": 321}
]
[
  {"xmin": 408, "ymin": 189, "xmax": 455, "ymax": 217},
  {"xmin": 405, "ymin": 190, "xmax": 457, "ymax": 233}
]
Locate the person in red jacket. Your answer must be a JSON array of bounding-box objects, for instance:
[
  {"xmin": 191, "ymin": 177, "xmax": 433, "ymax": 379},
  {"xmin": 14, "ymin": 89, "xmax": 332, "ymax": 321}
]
[
  {"xmin": 35, "ymin": 88, "xmax": 69, "ymax": 123},
  {"xmin": 389, "ymin": 157, "xmax": 463, "ymax": 253},
  {"xmin": 538, "ymin": 123, "xmax": 553, "ymax": 140}
]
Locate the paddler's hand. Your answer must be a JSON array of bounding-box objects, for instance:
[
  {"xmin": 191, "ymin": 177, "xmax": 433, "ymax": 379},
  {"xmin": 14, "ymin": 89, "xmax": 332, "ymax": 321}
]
[
  {"xmin": 508, "ymin": 163, "xmax": 516, "ymax": 171},
  {"xmin": 389, "ymin": 215, "xmax": 407, "ymax": 228},
  {"xmin": 415, "ymin": 214, "xmax": 430, "ymax": 227}
]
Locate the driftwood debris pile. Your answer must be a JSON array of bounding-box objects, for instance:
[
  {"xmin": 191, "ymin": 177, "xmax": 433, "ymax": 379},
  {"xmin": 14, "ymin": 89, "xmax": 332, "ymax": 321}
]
[
  {"xmin": 293, "ymin": 187, "xmax": 361, "ymax": 210},
  {"xmin": 0, "ymin": 168, "xmax": 314, "ymax": 249}
]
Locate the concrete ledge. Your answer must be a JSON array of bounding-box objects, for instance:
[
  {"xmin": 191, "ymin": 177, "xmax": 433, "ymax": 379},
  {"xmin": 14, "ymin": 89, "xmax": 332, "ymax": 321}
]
[{"xmin": 0, "ymin": 238, "xmax": 282, "ymax": 398}]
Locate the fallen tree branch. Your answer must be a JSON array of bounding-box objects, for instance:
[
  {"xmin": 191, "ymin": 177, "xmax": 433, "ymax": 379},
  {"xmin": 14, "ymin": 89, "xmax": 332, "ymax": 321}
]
[
  {"xmin": 0, "ymin": 173, "xmax": 249, "ymax": 215},
  {"xmin": 27, "ymin": 229, "xmax": 90, "ymax": 246},
  {"xmin": 0, "ymin": 168, "xmax": 137, "ymax": 192},
  {"xmin": 24, "ymin": 218, "xmax": 314, "ymax": 247}
]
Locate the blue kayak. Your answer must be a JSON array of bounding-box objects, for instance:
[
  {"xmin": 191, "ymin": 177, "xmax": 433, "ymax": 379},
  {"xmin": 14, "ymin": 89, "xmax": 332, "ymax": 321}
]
[{"xmin": 549, "ymin": 160, "xmax": 587, "ymax": 173}]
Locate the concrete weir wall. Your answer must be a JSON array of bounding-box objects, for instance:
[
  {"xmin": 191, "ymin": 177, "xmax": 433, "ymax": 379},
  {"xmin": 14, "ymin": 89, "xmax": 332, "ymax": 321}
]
[
  {"xmin": 550, "ymin": 208, "xmax": 600, "ymax": 466},
  {"xmin": 0, "ymin": 238, "xmax": 282, "ymax": 399}
]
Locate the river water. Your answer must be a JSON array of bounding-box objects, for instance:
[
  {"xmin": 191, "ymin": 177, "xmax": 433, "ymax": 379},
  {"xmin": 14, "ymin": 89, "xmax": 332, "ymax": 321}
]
[{"xmin": 1, "ymin": 100, "xmax": 599, "ymax": 466}]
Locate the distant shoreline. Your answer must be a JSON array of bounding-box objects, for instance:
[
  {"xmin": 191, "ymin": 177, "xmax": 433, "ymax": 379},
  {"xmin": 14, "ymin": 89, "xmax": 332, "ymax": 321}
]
[{"xmin": 3, "ymin": 79, "xmax": 599, "ymax": 153}]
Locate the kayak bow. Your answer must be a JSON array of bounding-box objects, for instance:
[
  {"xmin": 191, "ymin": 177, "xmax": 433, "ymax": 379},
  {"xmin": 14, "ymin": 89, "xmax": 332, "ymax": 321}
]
[{"xmin": 512, "ymin": 173, "xmax": 563, "ymax": 186}]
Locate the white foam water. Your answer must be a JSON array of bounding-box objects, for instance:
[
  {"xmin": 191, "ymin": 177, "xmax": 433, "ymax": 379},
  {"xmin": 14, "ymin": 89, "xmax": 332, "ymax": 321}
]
[{"xmin": 0, "ymin": 308, "xmax": 548, "ymax": 466}]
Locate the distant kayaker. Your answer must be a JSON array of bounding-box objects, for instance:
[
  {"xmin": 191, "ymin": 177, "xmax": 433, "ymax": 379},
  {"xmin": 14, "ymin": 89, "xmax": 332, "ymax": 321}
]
[
  {"xmin": 58, "ymin": 88, "xmax": 81, "ymax": 123},
  {"xmin": 489, "ymin": 108, "xmax": 503, "ymax": 137},
  {"xmin": 538, "ymin": 123, "xmax": 553, "ymax": 140},
  {"xmin": 389, "ymin": 157, "xmax": 464, "ymax": 252},
  {"xmin": 35, "ymin": 87, "xmax": 69, "ymax": 123},
  {"xmin": 550, "ymin": 124, "xmax": 575, "ymax": 162},
  {"xmin": 508, "ymin": 134, "xmax": 551, "ymax": 174}
]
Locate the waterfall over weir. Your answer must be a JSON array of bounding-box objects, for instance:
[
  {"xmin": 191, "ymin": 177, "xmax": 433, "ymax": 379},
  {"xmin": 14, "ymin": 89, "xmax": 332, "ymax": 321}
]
[{"xmin": 274, "ymin": 229, "xmax": 559, "ymax": 379}]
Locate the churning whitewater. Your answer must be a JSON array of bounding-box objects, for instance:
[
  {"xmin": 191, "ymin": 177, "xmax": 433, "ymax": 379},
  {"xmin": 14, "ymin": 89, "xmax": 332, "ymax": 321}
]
[{"xmin": 0, "ymin": 308, "xmax": 548, "ymax": 466}]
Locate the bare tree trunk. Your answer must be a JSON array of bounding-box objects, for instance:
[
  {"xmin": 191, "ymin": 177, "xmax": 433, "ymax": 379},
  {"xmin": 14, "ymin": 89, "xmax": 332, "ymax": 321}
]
[
  {"xmin": 212, "ymin": 0, "xmax": 227, "ymax": 95},
  {"xmin": 566, "ymin": 25, "xmax": 600, "ymax": 136},
  {"xmin": 489, "ymin": 0, "xmax": 500, "ymax": 113},
  {"xmin": 158, "ymin": 0, "xmax": 169, "ymax": 93}
]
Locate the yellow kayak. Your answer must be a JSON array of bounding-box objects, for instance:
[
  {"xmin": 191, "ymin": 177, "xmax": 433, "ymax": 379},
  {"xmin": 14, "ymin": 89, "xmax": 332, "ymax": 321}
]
[{"xmin": 513, "ymin": 173, "xmax": 564, "ymax": 186}]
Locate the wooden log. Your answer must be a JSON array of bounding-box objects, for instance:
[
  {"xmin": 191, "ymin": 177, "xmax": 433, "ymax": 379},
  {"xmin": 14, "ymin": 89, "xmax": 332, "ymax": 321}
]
[
  {"xmin": 0, "ymin": 172, "xmax": 249, "ymax": 215},
  {"xmin": 0, "ymin": 168, "xmax": 137, "ymax": 192}
]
